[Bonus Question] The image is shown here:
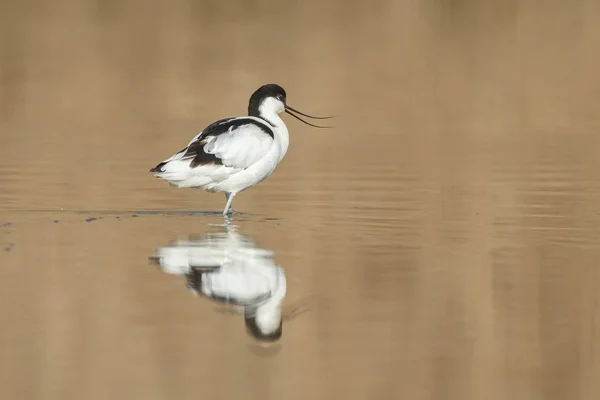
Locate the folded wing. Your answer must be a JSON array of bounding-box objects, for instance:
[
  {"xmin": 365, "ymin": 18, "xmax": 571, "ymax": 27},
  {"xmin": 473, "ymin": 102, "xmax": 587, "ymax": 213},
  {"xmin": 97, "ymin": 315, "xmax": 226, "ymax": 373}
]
[{"xmin": 149, "ymin": 117, "xmax": 275, "ymax": 186}]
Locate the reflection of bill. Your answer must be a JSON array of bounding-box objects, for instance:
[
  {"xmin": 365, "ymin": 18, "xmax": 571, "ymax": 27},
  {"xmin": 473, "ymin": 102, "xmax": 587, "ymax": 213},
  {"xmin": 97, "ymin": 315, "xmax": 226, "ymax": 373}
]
[{"xmin": 150, "ymin": 226, "xmax": 300, "ymax": 343}]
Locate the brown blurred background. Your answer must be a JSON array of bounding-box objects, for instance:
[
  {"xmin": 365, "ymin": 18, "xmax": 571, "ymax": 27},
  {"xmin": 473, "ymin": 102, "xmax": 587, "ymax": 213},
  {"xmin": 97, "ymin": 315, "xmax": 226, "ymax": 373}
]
[{"xmin": 1, "ymin": 1, "xmax": 600, "ymax": 399}]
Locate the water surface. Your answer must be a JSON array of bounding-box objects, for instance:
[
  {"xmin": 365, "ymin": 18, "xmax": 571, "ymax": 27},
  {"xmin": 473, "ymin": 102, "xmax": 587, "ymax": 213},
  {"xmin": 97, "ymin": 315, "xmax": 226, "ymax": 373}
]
[{"xmin": 1, "ymin": 1, "xmax": 600, "ymax": 399}]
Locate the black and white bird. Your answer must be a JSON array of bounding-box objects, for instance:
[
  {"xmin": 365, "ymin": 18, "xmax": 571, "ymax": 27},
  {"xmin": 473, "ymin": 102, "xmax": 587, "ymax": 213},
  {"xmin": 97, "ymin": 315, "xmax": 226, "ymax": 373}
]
[
  {"xmin": 150, "ymin": 84, "xmax": 332, "ymax": 215},
  {"xmin": 150, "ymin": 226, "xmax": 288, "ymax": 342}
]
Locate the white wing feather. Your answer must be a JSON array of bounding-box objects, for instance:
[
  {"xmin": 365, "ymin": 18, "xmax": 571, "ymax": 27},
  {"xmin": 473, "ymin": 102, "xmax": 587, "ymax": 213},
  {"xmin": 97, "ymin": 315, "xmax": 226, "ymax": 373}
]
[
  {"xmin": 203, "ymin": 124, "xmax": 273, "ymax": 169},
  {"xmin": 152, "ymin": 117, "xmax": 274, "ymax": 188}
]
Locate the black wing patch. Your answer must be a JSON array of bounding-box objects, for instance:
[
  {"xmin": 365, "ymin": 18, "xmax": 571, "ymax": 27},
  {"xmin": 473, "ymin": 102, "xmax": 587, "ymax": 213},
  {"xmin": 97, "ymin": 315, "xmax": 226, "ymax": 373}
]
[
  {"xmin": 149, "ymin": 146, "xmax": 188, "ymax": 172},
  {"xmin": 149, "ymin": 163, "xmax": 166, "ymax": 173},
  {"xmin": 184, "ymin": 117, "xmax": 274, "ymax": 168},
  {"xmin": 186, "ymin": 268, "xmax": 272, "ymax": 306},
  {"xmin": 185, "ymin": 267, "xmax": 220, "ymax": 294},
  {"xmin": 149, "ymin": 117, "xmax": 274, "ymax": 172}
]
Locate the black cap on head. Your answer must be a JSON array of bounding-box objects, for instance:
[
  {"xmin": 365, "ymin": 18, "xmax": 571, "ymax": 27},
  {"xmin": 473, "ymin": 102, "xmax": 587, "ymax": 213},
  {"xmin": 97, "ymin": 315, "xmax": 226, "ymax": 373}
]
[
  {"xmin": 244, "ymin": 314, "xmax": 283, "ymax": 342},
  {"xmin": 248, "ymin": 84, "xmax": 286, "ymax": 117}
]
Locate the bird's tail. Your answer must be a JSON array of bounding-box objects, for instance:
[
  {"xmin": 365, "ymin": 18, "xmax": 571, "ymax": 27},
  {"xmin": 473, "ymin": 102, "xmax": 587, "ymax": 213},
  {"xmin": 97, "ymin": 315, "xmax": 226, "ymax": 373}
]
[
  {"xmin": 149, "ymin": 162, "xmax": 167, "ymax": 173},
  {"xmin": 149, "ymin": 158, "xmax": 195, "ymax": 182}
]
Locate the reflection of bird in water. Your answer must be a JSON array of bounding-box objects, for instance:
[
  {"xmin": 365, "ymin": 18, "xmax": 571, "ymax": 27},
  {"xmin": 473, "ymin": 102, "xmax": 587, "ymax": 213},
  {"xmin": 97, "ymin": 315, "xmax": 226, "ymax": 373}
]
[
  {"xmin": 150, "ymin": 222, "xmax": 306, "ymax": 342},
  {"xmin": 185, "ymin": 260, "xmax": 285, "ymax": 341}
]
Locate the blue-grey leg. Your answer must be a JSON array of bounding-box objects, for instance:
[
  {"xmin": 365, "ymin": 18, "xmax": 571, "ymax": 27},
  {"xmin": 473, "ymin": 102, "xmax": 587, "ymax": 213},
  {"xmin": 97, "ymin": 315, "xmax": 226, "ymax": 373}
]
[{"xmin": 223, "ymin": 192, "xmax": 236, "ymax": 216}]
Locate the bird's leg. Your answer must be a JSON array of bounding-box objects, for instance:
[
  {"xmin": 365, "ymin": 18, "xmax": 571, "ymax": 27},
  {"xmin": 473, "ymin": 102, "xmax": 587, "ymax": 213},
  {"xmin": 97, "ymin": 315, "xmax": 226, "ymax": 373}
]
[
  {"xmin": 222, "ymin": 192, "xmax": 236, "ymax": 216},
  {"xmin": 223, "ymin": 216, "xmax": 232, "ymax": 233}
]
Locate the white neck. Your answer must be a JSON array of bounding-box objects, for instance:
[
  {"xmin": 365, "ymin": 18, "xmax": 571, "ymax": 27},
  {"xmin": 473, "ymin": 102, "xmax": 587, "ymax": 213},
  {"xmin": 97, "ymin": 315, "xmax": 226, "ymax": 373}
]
[
  {"xmin": 253, "ymin": 267, "xmax": 286, "ymax": 334},
  {"xmin": 257, "ymin": 106, "xmax": 289, "ymax": 161}
]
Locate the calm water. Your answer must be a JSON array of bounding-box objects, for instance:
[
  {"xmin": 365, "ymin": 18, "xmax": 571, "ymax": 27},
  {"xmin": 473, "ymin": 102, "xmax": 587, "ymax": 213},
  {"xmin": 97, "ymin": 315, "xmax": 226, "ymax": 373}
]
[{"xmin": 2, "ymin": 1, "xmax": 600, "ymax": 399}]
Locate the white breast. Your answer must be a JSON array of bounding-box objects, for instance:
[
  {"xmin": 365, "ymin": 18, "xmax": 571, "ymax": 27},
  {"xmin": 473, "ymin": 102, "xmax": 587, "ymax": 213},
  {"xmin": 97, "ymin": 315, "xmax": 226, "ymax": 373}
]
[
  {"xmin": 201, "ymin": 260, "xmax": 282, "ymax": 304},
  {"xmin": 214, "ymin": 122, "xmax": 289, "ymax": 193}
]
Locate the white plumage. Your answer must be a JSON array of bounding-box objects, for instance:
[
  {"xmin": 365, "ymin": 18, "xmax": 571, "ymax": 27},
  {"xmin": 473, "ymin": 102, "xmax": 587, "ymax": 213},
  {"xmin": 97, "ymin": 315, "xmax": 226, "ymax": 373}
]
[
  {"xmin": 150, "ymin": 84, "xmax": 332, "ymax": 215},
  {"xmin": 151, "ymin": 227, "xmax": 286, "ymax": 341},
  {"xmin": 154, "ymin": 118, "xmax": 278, "ymax": 189}
]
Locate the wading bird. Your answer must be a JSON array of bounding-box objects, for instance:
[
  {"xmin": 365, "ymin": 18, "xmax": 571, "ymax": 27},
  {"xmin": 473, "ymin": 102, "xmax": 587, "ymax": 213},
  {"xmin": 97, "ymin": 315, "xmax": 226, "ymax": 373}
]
[{"xmin": 149, "ymin": 84, "xmax": 332, "ymax": 215}]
